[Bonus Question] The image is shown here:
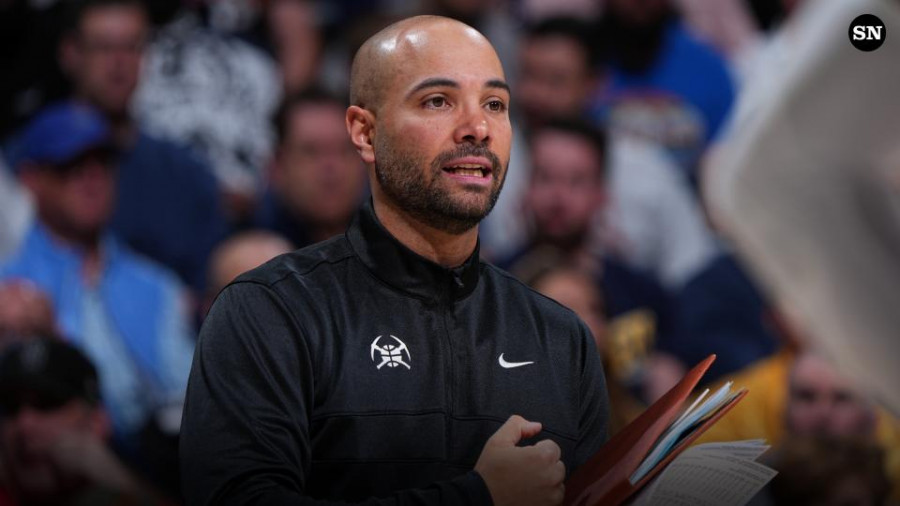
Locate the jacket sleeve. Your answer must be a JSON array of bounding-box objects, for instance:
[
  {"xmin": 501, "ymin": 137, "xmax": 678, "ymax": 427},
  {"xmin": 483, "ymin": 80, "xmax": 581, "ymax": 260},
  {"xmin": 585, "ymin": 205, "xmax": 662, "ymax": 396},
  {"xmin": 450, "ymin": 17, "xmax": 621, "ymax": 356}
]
[
  {"xmin": 574, "ymin": 320, "xmax": 610, "ymax": 470},
  {"xmin": 180, "ymin": 281, "xmax": 493, "ymax": 506}
]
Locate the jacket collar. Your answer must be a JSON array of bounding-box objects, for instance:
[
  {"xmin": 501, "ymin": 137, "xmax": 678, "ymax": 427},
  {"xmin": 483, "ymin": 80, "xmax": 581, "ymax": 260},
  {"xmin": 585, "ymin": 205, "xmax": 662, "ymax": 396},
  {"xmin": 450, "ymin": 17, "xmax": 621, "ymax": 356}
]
[
  {"xmin": 29, "ymin": 221, "xmax": 121, "ymax": 271},
  {"xmin": 346, "ymin": 200, "xmax": 480, "ymax": 304}
]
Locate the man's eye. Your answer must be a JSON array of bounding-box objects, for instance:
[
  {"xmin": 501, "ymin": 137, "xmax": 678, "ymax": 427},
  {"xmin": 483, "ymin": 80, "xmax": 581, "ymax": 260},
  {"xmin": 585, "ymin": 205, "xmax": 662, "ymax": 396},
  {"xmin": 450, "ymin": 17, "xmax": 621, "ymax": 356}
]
[
  {"xmin": 487, "ymin": 100, "xmax": 507, "ymax": 112},
  {"xmin": 425, "ymin": 97, "xmax": 448, "ymax": 109}
]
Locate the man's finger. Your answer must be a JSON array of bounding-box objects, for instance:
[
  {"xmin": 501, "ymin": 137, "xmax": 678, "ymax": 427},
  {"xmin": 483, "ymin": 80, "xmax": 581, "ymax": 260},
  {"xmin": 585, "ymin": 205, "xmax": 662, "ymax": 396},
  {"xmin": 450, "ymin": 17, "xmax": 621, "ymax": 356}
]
[
  {"xmin": 533, "ymin": 438, "xmax": 562, "ymax": 463},
  {"xmin": 490, "ymin": 415, "xmax": 542, "ymax": 446}
]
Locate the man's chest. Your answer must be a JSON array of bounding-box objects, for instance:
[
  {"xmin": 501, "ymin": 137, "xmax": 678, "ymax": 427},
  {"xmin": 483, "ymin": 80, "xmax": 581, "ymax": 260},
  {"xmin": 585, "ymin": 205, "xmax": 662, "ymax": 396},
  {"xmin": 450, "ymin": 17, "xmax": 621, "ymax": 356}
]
[{"xmin": 299, "ymin": 286, "xmax": 583, "ymax": 465}]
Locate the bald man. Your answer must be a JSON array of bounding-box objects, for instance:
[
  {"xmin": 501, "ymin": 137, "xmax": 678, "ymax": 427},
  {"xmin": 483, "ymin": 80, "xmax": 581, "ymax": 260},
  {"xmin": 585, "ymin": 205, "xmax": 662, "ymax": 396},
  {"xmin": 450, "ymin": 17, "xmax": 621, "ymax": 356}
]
[{"xmin": 180, "ymin": 16, "xmax": 609, "ymax": 506}]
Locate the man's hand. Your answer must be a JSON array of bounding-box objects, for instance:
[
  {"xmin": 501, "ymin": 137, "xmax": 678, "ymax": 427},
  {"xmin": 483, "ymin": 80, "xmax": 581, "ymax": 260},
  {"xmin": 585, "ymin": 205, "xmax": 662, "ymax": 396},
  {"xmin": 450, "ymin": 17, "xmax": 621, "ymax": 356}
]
[{"xmin": 475, "ymin": 415, "xmax": 566, "ymax": 506}]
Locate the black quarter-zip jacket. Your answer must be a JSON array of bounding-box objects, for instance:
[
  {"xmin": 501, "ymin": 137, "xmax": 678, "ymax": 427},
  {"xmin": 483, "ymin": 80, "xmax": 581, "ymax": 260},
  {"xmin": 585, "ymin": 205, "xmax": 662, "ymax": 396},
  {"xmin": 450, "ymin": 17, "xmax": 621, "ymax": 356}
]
[{"xmin": 181, "ymin": 201, "xmax": 610, "ymax": 505}]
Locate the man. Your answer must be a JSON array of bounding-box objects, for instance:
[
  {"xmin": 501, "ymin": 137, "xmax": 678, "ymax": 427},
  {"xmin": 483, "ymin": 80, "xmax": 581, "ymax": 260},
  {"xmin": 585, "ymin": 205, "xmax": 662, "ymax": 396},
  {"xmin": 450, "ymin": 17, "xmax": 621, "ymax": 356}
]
[
  {"xmin": 480, "ymin": 17, "xmax": 717, "ymax": 289},
  {"xmin": 202, "ymin": 230, "xmax": 294, "ymax": 316},
  {"xmin": 59, "ymin": 0, "xmax": 227, "ymax": 294},
  {"xmin": 785, "ymin": 353, "xmax": 878, "ymax": 439},
  {"xmin": 254, "ymin": 88, "xmax": 368, "ymax": 248},
  {"xmin": 132, "ymin": 0, "xmax": 281, "ymax": 221},
  {"xmin": 0, "ymin": 339, "xmax": 166, "ymax": 505},
  {"xmin": 181, "ymin": 15, "xmax": 609, "ymax": 505},
  {"xmin": 0, "ymin": 102, "xmax": 194, "ymax": 448},
  {"xmin": 497, "ymin": 119, "xmax": 682, "ymax": 361},
  {"xmin": 590, "ymin": 0, "xmax": 735, "ymax": 179},
  {"xmin": 697, "ymin": 347, "xmax": 900, "ymax": 500}
]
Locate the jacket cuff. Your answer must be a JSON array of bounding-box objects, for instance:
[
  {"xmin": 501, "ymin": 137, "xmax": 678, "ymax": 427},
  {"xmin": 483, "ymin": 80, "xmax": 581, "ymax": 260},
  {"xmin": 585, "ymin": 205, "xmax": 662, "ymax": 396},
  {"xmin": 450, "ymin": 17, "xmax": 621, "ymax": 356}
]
[{"xmin": 461, "ymin": 470, "xmax": 494, "ymax": 505}]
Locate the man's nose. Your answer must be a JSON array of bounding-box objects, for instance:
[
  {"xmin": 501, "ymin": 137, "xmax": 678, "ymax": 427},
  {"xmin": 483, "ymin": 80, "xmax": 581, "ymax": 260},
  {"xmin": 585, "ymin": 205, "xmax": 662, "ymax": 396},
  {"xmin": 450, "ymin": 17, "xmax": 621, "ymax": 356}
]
[{"xmin": 454, "ymin": 103, "xmax": 490, "ymax": 145}]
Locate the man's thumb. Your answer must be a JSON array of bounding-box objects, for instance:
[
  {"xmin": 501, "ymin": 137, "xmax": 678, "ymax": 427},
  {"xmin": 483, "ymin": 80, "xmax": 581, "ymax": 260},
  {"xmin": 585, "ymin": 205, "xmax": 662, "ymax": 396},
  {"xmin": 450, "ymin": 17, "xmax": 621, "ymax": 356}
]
[{"xmin": 490, "ymin": 415, "xmax": 542, "ymax": 446}]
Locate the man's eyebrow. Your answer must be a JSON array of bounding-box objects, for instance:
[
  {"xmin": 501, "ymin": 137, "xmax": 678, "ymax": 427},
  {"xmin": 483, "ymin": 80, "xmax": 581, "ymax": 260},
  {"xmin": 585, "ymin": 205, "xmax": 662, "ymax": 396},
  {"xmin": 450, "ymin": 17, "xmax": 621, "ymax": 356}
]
[
  {"xmin": 485, "ymin": 79, "xmax": 511, "ymax": 94},
  {"xmin": 407, "ymin": 78, "xmax": 459, "ymax": 98},
  {"xmin": 406, "ymin": 78, "xmax": 511, "ymax": 98}
]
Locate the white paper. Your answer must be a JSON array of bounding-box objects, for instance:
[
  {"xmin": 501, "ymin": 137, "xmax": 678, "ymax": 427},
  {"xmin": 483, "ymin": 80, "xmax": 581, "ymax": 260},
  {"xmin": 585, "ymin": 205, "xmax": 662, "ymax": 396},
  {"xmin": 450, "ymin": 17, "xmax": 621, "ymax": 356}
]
[{"xmin": 631, "ymin": 442, "xmax": 776, "ymax": 506}]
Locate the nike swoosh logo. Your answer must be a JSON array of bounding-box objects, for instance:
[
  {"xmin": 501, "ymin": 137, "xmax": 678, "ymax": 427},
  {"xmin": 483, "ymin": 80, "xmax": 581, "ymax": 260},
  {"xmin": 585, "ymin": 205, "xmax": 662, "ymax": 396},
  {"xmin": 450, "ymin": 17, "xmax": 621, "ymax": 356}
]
[{"xmin": 498, "ymin": 353, "xmax": 534, "ymax": 369}]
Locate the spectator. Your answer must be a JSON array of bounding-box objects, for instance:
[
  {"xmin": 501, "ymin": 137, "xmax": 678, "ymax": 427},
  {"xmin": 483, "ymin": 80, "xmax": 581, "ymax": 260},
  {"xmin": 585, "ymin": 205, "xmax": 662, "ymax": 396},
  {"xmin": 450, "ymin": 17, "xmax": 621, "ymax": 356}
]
[
  {"xmin": 526, "ymin": 262, "xmax": 657, "ymax": 436},
  {"xmin": 58, "ymin": 0, "xmax": 228, "ymax": 296},
  {"xmin": 254, "ymin": 89, "xmax": 367, "ymax": 248},
  {"xmin": 591, "ymin": 0, "xmax": 736, "ymax": 181},
  {"xmin": 0, "ymin": 339, "xmax": 168, "ymax": 505},
  {"xmin": 0, "ymin": 103, "xmax": 194, "ymax": 450},
  {"xmin": 700, "ymin": 350, "xmax": 900, "ymax": 501},
  {"xmin": 481, "ymin": 17, "xmax": 718, "ymax": 288},
  {"xmin": 496, "ymin": 119, "xmax": 686, "ymax": 369},
  {"xmin": 256, "ymin": 0, "xmax": 324, "ymax": 96},
  {"xmin": 133, "ymin": 0, "xmax": 282, "ymax": 222},
  {"xmin": 204, "ymin": 230, "xmax": 294, "ymax": 315}
]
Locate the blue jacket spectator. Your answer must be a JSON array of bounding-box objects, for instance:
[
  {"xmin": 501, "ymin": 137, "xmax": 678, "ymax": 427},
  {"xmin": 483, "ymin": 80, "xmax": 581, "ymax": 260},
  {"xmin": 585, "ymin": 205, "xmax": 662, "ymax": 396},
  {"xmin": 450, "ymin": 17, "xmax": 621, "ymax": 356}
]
[
  {"xmin": 0, "ymin": 102, "xmax": 194, "ymax": 445},
  {"xmin": 53, "ymin": 0, "xmax": 228, "ymax": 295}
]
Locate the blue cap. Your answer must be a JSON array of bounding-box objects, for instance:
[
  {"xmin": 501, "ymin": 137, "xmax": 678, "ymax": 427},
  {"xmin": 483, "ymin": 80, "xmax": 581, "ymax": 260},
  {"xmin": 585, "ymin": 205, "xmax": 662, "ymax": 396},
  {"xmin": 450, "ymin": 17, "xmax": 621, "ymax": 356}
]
[{"xmin": 20, "ymin": 102, "xmax": 112, "ymax": 167}]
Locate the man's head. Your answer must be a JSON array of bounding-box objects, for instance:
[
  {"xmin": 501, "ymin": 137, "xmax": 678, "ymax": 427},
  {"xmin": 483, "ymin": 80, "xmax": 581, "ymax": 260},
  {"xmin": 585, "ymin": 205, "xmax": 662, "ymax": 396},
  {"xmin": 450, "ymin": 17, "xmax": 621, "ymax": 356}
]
[
  {"xmin": 600, "ymin": 0, "xmax": 676, "ymax": 73},
  {"xmin": 0, "ymin": 339, "xmax": 109, "ymax": 500},
  {"xmin": 18, "ymin": 102, "xmax": 118, "ymax": 246},
  {"xmin": 272, "ymin": 89, "xmax": 367, "ymax": 233},
  {"xmin": 604, "ymin": 0, "xmax": 674, "ymax": 28},
  {"xmin": 529, "ymin": 264, "xmax": 606, "ymax": 351},
  {"xmin": 346, "ymin": 16, "xmax": 512, "ymax": 235},
  {"xmin": 525, "ymin": 118, "xmax": 606, "ymax": 249},
  {"xmin": 206, "ymin": 230, "xmax": 294, "ymax": 306},
  {"xmin": 786, "ymin": 353, "xmax": 877, "ymax": 438},
  {"xmin": 60, "ymin": 0, "xmax": 149, "ymax": 119},
  {"xmin": 518, "ymin": 17, "xmax": 596, "ymax": 128}
]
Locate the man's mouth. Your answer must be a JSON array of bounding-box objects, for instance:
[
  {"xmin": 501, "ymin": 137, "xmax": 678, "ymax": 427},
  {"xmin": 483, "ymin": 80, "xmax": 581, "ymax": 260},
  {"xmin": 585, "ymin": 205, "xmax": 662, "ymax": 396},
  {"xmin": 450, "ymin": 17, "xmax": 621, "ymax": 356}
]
[
  {"xmin": 445, "ymin": 164, "xmax": 487, "ymax": 177},
  {"xmin": 441, "ymin": 157, "xmax": 493, "ymax": 180}
]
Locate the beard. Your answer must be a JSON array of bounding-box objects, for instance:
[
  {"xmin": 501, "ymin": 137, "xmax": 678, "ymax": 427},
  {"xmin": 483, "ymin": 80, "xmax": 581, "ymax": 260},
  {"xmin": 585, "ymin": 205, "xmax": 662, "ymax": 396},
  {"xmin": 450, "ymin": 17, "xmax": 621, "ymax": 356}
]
[{"xmin": 374, "ymin": 137, "xmax": 507, "ymax": 235}]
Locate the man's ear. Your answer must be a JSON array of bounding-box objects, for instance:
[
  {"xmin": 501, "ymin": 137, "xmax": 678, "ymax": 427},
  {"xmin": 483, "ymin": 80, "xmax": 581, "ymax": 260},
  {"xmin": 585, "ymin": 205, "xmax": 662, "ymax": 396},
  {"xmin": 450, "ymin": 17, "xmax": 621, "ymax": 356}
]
[
  {"xmin": 88, "ymin": 406, "xmax": 113, "ymax": 440},
  {"xmin": 18, "ymin": 164, "xmax": 44, "ymax": 196},
  {"xmin": 346, "ymin": 105, "xmax": 376, "ymax": 165}
]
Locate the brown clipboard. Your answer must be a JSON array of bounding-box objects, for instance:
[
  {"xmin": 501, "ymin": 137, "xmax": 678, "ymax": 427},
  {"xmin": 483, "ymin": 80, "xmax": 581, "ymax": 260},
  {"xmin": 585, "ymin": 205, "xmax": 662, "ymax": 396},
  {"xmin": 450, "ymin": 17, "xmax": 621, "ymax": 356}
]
[{"xmin": 564, "ymin": 354, "xmax": 748, "ymax": 506}]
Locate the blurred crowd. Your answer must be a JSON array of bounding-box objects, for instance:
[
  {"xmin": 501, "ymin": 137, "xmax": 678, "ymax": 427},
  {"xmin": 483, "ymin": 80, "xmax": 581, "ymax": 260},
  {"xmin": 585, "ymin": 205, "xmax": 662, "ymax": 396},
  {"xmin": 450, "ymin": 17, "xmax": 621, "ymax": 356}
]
[{"xmin": 0, "ymin": 0, "xmax": 897, "ymax": 504}]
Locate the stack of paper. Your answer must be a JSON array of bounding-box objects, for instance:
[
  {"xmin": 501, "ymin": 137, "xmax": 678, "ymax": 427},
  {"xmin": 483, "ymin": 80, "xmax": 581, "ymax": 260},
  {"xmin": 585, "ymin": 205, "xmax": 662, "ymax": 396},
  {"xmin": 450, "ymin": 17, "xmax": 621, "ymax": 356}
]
[{"xmin": 632, "ymin": 441, "xmax": 776, "ymax": 506}]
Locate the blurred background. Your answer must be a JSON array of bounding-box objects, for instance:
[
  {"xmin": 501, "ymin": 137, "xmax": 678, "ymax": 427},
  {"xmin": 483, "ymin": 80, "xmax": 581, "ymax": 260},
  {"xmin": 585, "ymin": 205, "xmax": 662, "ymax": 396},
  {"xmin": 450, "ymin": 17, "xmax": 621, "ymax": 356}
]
[{"xmin": 0, "ymin": 0, "xmax": 897, "ymax": 504}]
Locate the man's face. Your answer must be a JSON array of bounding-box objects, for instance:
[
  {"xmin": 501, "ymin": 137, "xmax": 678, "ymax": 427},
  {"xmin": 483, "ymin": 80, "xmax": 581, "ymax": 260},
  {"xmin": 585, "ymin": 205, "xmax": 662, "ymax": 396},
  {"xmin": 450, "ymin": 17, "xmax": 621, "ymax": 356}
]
[
  {"xmin": 518, "ymin": 35, "xmax": 591, "ymax": 127},
  {"xmin": 534, "ymin": 270, "xmax": 606, "ymax": 351},
  {"xmin": 371, "ymin": 24, "xmax": 512, "ymax": 234},
  {"xmin": 526, "ymin": 130, "xmax": 604, "ymax": 246},
  {"xmin": 277, "ymin": 103, "xmax": 366, "ymax": 228},
  {"xmin": 0, "ymin": 399, "xmax": 96, "ymax": 497},
  {"xmin": 28, "ymin": 151, "xmax": 117, "ymax": 241},
  {"xmin": 786, "ymin": 354, "xmax": 876, "ymax": 438},
  {"xmin": 68, "ymin": 6, "xmax": 148, "ymax": 117}
]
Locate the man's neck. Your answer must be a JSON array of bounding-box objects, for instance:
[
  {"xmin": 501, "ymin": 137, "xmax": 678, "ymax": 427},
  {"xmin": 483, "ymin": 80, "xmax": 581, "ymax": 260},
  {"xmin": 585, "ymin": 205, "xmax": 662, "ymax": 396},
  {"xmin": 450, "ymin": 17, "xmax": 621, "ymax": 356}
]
[
  {"xmin": 41, "ymin": 219, "xmax": 105, "ymax": 285},
  {"xmin": 533, "ymin": 235, "xmax": 599, "ymax": 273},
  {"xmin": 373, "ymin": 197, "xmax": 478, "ymax": 268},
  {"xmin": 108, "ymin": 114, "xmax": 137, "ymax": 148},
  {"xmin": 76, "ymin": 96, "xmax": 137, "ymax": 147}
]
